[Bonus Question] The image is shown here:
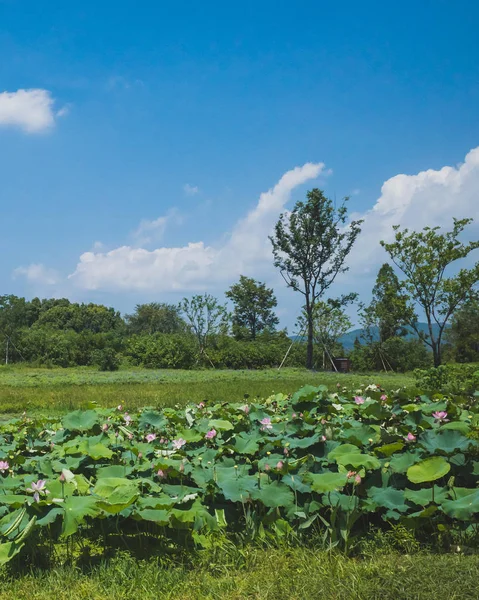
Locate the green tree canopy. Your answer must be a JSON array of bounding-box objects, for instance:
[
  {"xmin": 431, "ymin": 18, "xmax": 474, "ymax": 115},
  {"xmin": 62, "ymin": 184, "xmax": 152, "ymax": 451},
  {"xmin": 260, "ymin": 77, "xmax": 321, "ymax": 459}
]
[
  {"xmin": 381, "ymin": 218, "xmax": 479, "ymax": 366},
  {"xmin": 125, "ymin": 303, "xmax": 186, "ymax": 335},
  {"xmin": 445, "ymin": 297, "xmax": 479, "ymax": 362},
  {"xmin": 225, "ymin": 276, "xmax": 279, "ymax": 340},
  {"xmin": 270, "ymin": 188, "xmax": 362, "ymax": 369}
]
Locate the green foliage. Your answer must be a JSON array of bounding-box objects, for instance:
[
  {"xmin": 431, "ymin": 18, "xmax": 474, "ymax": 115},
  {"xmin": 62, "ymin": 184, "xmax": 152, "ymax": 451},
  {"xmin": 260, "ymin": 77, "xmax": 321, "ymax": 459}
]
[
  {"xmin": 381, "ymin": 218, "xmax": 479, "ymax": 366},
  {"xmin": 445, "ymin": 298, "xmax": 479, "ymax": 362},
  {"xmin": 90, "ymin": 347, "xmax": 121, "ymax": 371},
  {"xmin": 179, "ymin": 294, "xmax": 229, "ymax": 360},
  {"xmin": 125, "ymin": 333, "xmax": 197, "ymax": 369},
  {"xmin": 226, "ymin": 275, "xmax": 279, "ymax": 340},
  {"xmin": 414, "ymin": 364, "xmax": 479, "ymax": 396},
  {"xmin": 0, "ymin": 380, "xmax": 477, "ymax": 567},
  {"xmin": 125, "ymin": 303, "xmax": 186, "ymax": 335},
  {"xmin": 270, "ymin": 188, "xmax": 362, "ymax": 368},
  {"xmin": 349, "ymin": 337, "xmax": 432, "ymax": 372}
]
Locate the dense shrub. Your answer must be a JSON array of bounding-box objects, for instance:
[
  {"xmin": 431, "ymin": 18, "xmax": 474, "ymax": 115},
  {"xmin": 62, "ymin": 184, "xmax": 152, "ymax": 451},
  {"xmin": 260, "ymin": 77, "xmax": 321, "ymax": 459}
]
[
  {"xmin": 90, "ymin": 347, "xmax": 121, "ymax": 371},
  {"xmin": 349, "ymin": 337, "xmax": 432, "ymax": 372},
  {"xmin": 414, "ymin": 363, "xmax": 479, "ymax": 396},
  {"xmin": 125, "ymin": 334, "xmax": 197, "ymax": 369}
]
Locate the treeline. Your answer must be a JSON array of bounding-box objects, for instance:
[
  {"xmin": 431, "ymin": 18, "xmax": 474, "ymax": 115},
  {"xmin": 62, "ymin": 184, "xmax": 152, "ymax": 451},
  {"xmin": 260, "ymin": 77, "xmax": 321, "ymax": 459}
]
[{"xmin": 1, "ymin": 188, "xmax": 478, "ymax": 371}]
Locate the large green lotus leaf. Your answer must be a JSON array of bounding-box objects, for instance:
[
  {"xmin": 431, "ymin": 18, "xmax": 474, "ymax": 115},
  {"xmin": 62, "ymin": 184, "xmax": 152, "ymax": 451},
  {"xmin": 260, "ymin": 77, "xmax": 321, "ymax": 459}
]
[
  {"xmin": 291, "ymin": 385, "xmax": 320, "ymax": 404},
  {"xmin": 404, "ymin": 486, "xmax": 449, "ymax": 506},
  {"xmin": 96, "ymin": 465, "xmax": 129, "ymax": 479},
  {"xmin": 0, "ymin": 540, "xmax": 25, "ymax": 566},
  {"xmin": 440, "ymin": 421, "xmax": 471, "ymax": 435},
  {"xmin": 216, "ymin": 467, "xmax": 257, "ymax": 503},
  {"xmin": 233, "ymin": 432, "xmax": 260, "ymax": 455},
  {"xmin": 389, "ymin": 450, "xmax": 422, "ymax": 473},
  {"xmin": 419, "ymin": 430, "xmax": 474, "ymax": 454},
  {"xmin": 441, "ymin": 490, "xmax": 479, "ymax": 520},
  {"xmin": 282, "ymin": 474, "xmax": 312, "ymax": 493},
  {"xmin": 136, "ymin": 495, "xmax": 176, "ymax": 510},
  {"xmin": 0, "ymin": 495, "xmax": 29, "ymax": 507},
  {"xmin": 93, "ymin": 477, "xmax": 139, "ymax": 513},
  {"xmin": 208, "ymin": 419, "xmax": 234, "ymax": 431},
  {"xmin": 138, "ymin": 410, "xmax": 166, "ymax": 430},
  {"xmin": 251, "ymin": 481, "xmax": 295, "ymax": 509},
  {"xmin": 36, "ymin": 507, "xmax": 63, "ymax": 527},
  {"xmin": 161, "ymin": 484, "xmax": 202, "ymax": 501},
  {"xmin": 366, "ymin": 487, "xmax": 409, "ymax": 513},
  {"xmin": 61, "ymin": 496, "xmax": 100, "ymax": 537},
  {"xmin": 133, "ymin": 509, "xmax": 170, "ymax": 524},
  {"xmin": 303, "ymin": 472, "xmax": 348, "ymax": 493},
  {"xmin": 407, "ymin": 457, "xmax": 450, "ymax": 484},
  {"xmin": 375, "ymin": 442, "xmax": 405, "ymax": 457},
  {"xmin": 285, "ymin": 434, "xmax": 321, "ymax": 449},
  {"xmin": 328, "ymin": 445, "xmax": 380, "ymax": 470},
  {"xmin": 189, "ymin": 465, "xmax": 215, "ymax": 488},
  {"xmin": 341, "ymin": 425, "xmax": 381, "ymax": 446},
  {"xmin": 47, "ymin": 479, "xmax": 76, "ymax": 499},
  {"xmin": 171, "ymin": 499, "xmax": 216, "ymax": 529},
  {"xmin": 62, "ymin": 410, "xmax": 98, "ymax": 432}
]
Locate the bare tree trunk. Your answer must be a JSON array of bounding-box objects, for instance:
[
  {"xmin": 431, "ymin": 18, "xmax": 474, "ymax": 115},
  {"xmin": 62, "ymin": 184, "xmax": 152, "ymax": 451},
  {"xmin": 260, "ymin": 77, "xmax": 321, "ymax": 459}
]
[{"xmin": 306, "ymin": 313, "xmax": 314, "ymax": 369}]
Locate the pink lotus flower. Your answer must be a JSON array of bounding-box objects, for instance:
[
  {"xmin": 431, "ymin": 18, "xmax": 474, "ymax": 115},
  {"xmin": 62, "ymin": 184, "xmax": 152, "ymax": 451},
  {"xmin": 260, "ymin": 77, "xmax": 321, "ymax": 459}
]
[
  {"xmin": 29, "ymin": 479, "xmax": 48, "ymax": 503},
  {"xmin": 157, "ymin": 469, "xmax": 165, "ymax": 478},
  {"xmin": 347, "ymin": 470, "xmax": 357, "ymax": 479},
  {"xmin": 241, "ymin": 405, "xmax": 250, "ymax": 414},
  {"xmin": 197, "ymin": 402, "xmax": 205, "ymax": 409},
  {"xmin": 354, "ymin": 474, "xmax": 362, "ymax": 485},
  {"xmin": 260, "ymin": 417, "xmax": 273, "ymax": 430},
  {"xmin": 205, "ymin": 429, "xmax": 217, "ymax": 439},
  {"xmin": 380, "ymin": 394, "xmax": 388, "ymax": 401},
  {"xmin": 336, "ymin": 383, "xmax": 341, "ymax": 388},
  {"xmin": 321, "ymin": 435, "xmax": 327, "ymax": 442},
  {"xmin": 138, "ymin": 452, "xmax": 143, "ymax": 459},
  {"xmin": 102, "ymin": 423, "xmax": 109, "ymax": 431},
  {"xmin": 354, "ymin": 396, "xmax": 365, "ymax": 405},
  {"xmin": 0, "ymin": 461, "xmax": 9, "ymax": 473},
  {"xmin": 405, "ymin": 432, "xmax": 416, "ymax": 442},
  {"xmin": 283, "ymin": 447, "xmax": 289, "ymax": 455},
  {"xmin": 59, "ymin": 472, "xmax": 66, "ymax": 483},
  {"xmin": 292, "ymin": 413, "xmax": 297, "ymax": 419},
  {"xmin": 432, "ymin": 411, "xmax": 449, "ymax": 422},
  {"xmin": 160, "ymin": 437, "xmax": 166, "ymax": 444},
  {"xmin": 117, "ymin": 404, "xmax": 123, "ymax": 411},
  {"xmin": 172, "ymin": 438, "xmax": 186, "ymax": 450},
  {"xmin": 276, "ymin": 461, "xmax": 284, "ymax": 470},
  {"xmin": 124, "ymin": 414, "xmax": 132, "ymax": 425},
  {"xmin": 321, "ymin": 419, "xmax": 327, "ymax": 425},
  {"xmin": 146, "ymin": 433, "xmax": 157, "ymax": 443},
  {"xmin": 264, "ymin": 463, "xmax": 271, "ymax": 472},
  {"xmin": 127, "ymin": 433, "xmax": 133, "ymax": 440}
]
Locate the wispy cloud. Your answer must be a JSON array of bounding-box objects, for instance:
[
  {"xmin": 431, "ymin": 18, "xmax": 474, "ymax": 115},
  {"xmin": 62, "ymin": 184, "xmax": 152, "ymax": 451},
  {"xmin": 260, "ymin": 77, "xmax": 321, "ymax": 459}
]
[
  {"xmin": 183, "ymin": 183, "xmax": 199, "ymax": 196},
  {"xmin": 13, "ymin": 263, "xmax": 59, "ymax": 285},
  {"xmin": 132, "ymin": 209, "xmax": 183, "ymax": 246},
  {"xmin": 0, "ymin": 89, "xmax": 66, "ymax": 133}
]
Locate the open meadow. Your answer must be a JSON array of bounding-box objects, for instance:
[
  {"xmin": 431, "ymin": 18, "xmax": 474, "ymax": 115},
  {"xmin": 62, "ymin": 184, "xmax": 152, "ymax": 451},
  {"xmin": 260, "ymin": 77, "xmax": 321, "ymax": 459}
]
[{"xmin": 0, "ymin": 365, "xmax": 477, "ymax": 598}]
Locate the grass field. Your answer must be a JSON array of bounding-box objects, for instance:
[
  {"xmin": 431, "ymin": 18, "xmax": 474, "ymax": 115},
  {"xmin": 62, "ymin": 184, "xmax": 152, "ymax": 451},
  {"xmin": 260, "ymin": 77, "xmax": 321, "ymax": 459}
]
[
  {"xmin": 0, "ymin": 548, "xmax": 477, "ymax": 600},
  {"xmin": 0, "ymin": 365, "xmax": 415, "ymax": 415}
]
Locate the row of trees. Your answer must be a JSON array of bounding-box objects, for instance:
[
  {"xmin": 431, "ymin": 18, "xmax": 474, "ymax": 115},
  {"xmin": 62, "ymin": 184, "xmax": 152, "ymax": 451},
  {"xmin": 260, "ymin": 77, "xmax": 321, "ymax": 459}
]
[{"xmin": 1, "ymin": 189, "xmax": 478, "ymax": 369}]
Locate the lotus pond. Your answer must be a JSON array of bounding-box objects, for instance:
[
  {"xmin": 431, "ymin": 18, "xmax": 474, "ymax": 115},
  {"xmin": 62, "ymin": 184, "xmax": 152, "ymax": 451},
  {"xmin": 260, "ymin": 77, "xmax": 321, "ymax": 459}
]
[{"xmin": 0, "ymin": 383, "xmax": 478, "ymax": 566}]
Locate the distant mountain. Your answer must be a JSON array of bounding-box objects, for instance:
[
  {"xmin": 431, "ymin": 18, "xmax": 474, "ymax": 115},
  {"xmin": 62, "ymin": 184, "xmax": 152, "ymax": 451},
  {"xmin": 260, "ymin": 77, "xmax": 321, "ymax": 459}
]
[
  {"xmin": 338, "ymin": 323, "xmax": 445, "ymax": 351},
  {"xmin": 290, "ymin": 323, "xmax": 445, "ymax": 351}
]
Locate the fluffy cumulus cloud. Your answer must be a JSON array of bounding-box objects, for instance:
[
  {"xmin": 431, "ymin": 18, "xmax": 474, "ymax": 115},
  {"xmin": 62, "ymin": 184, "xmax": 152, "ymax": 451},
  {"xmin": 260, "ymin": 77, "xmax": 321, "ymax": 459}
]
[
  {"xmin": 13, "ymin": 263, "xmax": 59, "ymax": 285},
  {"xmin": 348, "ymin": 146, "xmax": 479, "ymax": 274},
  {"xmin": 68, "ymin": 162, "xmax": 326, "ymax": 291},
  {"xmin": 0, "ymin": 89, "xmax": 65, "ymax": 133}
]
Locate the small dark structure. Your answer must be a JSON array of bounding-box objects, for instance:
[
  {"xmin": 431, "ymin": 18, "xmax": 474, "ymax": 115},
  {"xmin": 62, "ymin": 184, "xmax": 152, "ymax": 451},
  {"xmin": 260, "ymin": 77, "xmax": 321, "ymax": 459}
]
[{"xmin": 332, "ymin": 357, "xmax": 351, "ymax": 373}]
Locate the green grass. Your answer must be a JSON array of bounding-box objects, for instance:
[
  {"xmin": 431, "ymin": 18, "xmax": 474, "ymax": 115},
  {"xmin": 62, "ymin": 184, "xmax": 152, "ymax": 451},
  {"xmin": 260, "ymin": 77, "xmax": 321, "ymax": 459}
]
[
  {"xmin": 0, "ymin": 548, "xmax": 477, "ymax": 599},
  {"xmin": 0, "ymin": 366, "xmax": 415, "ymax": 415}
]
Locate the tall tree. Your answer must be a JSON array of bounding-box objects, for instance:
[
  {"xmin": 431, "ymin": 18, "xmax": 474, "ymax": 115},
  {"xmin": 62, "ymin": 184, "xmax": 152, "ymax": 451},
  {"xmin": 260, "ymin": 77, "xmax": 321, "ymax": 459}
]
[
  {"xmin": 270, "ymin": 188, "xmax": 362, "ymax": 368},
  {"xmin": 364, "ymin": 263, "xmax": 415, "ymax": 343},
  {"xmin": 179, "ymin": 294, "xmax": 228, "ymax": 363},
  {"xmin": 125, "ymin": 303, "xmax": 185, "ymax": 335},
  {"xmin": 381, "ymin": 218, "xmax": 479, "ymax": 367},
  {"xmin": 445, "ymin": 297, "xmax": 479, "ymax": 362},
  {"xmin": 226, "ymin": 275, "xmax": 279, "ymax": 340}
]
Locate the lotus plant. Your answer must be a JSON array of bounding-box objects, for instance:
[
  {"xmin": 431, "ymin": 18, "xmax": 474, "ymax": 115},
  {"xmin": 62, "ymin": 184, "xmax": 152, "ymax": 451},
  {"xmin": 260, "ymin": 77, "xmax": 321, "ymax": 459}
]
[
  {"xmin": 432, "ymin": 411, "xmax": 449, "ymax": 422},
  {"xmin": 28, "ymin": 479, "xmax": 49, "ymax": 503}
]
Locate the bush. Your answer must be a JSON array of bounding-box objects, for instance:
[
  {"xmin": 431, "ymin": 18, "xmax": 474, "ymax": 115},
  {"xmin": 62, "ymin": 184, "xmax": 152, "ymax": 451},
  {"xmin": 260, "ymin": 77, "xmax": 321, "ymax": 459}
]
[
  {"xmin": 414, "ymin": 363, "xmax": 479, "ymax": 396},
  {"xmin": 90, "ymin": 347, "xmax": 121, "ymax": 371},
  {"xmin": 125, "ymin": 334, "xmax": 196, "ymax": 369},
  {"xmin": 349, "ymin": 337, "xmax": 432, "ymax": 372}
]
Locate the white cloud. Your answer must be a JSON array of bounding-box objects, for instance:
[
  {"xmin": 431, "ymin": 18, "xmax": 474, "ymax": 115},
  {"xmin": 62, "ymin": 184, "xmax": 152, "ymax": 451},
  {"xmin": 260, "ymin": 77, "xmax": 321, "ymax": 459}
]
[
  {"xmin": 348, "ymin": 146, "xmax": 479, "ymax": 273},
  {"xmin": 0, "ymin": 89, "xmax": 62, "ymax": 133},
  {"xmin": 68, "ymin": 162, "xmax": 326, "ymax": 291},
  {"xmin": 132, "ymin": 209, "xmax": 183, "ymax": 246},
  {"xmin": 13, "ymin": 263, "xmax": 59, "ymax": 285},
  {"xmin": 183, "ymin": 183, "xmax": 199, "ymax": 196}
]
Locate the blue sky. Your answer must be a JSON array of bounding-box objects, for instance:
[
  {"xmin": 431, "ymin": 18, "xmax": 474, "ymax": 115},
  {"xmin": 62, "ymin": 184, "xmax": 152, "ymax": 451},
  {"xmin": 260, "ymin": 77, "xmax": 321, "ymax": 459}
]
[{"xmin": 1, "ymin": 0, "xmax": 478, "ymax": 329}]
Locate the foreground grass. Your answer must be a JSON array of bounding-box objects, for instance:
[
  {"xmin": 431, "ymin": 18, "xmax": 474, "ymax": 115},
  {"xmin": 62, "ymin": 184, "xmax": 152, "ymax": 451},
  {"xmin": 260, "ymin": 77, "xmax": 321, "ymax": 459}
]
[
  {"xmin": 0, "ymin": 548, "xmax": 477, "ymax": 600},
  {"xmin": 0, "ymin": 367, "xmax": 415, "ymax": 415}
]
